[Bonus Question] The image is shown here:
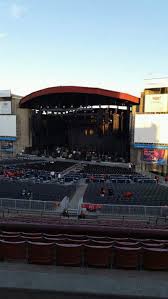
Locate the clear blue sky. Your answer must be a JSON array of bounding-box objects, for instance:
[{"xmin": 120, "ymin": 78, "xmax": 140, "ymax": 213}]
[{"xmin": 0, "ymin": 0, "xmax": 168, "ymax": 96}]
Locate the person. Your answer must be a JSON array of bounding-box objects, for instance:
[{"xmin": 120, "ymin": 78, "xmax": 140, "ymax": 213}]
[
  {"xmin": 100, "ymin": 187, "xmax": 105, "ymax": 197},
  {"xmin": 78, "ymin": 210, "xmax": 86, "ymax": 219},
  {"xmin": 165, "ymin": 175, "xmax": 168, "ymax": 183},
  {"xmin": 128, "ymin": 162, "xmax": 132, "ymax": 172},
  {"xmin": 62, "ymin": 209, "xmax": 69, "ymax": 218},
  {"xmin": 155, "ymin": 175, "xmax": 159, "ymax": 184}
]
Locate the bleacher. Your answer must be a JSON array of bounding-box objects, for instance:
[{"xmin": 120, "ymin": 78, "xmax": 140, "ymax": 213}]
[{"xmin": 0, "ymin": 229, "xmax": 168, "ymax": 270}]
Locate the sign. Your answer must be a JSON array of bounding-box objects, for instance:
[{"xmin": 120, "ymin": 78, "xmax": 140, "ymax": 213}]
[
  {"xmin": 0, "ymin": 137, "xmax": 16, "ymax": 141},
  {"xmin": 134, "ymin": 144, "xmax": 168, "ymax": 149},
  {"xmin": 145, "ymin": 94, "xmax": 168, "ymax": 113},
  {"xmin": 134, "ymin": 114, "xmax": 168, "ymax": 144},
  {"xmin": 0, "ymin": 101, "xmax": 11, "ymax": 114},
  {"xmin": 0, "ymin": 115, "xmax": 16, "ymax": 137},
  {"xmin": 143, "ymin": 149, "xmax": 166, "ymax": 164},
  {"xmin": 0, "ymin": 141, "xmax": 14, "ymax": 152},
  {"xmin": 0, "ymin": 90, "xmax": 11, "ymax": 98}
]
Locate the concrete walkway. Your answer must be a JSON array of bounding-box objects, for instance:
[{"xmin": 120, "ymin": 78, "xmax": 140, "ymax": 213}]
[
  {"xmin": 0, "ymin": 262, "xmax": 168, "ymax": 298},
  {"xmin": 69, "ymin": 182, "xmax": 88, "ymax": 209}
]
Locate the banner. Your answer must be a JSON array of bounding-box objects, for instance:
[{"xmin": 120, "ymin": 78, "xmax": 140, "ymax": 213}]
[
  {"xmin": 143, "ymin": 149, "xmax": 166, "ymax": 165},
  {"xmin": 145, "ymin": 94, "xmax": 168, "ymax": 113},
  {"xmin": 0, "ymin": 101, "xmax": 11, "ymax": 114},
  {"xmin": 0, "ymin": 141, "xmax": 14, "ymax": 152}
]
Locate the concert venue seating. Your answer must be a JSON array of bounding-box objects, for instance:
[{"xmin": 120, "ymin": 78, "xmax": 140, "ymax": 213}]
[
  {"xmin": 16, "ymin": 161, "xmax": 75, "ymax": 172},
  {"xmin": 0, "ymin": 229, "xmax": 168, "ymax": 270},
  {"xmin": 0, "ymin": 181, "xmax": 75, "ymax": 201},
  {"xmin": 81, "ymin": 165, "xmax": 135, "ymax": 175},
  {"xmin": 83, "ymin": 182, "xmax": 168, "ymax": 206}
]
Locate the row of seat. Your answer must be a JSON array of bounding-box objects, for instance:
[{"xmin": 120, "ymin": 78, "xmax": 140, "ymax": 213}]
[
  {"xmin": 84, "ymin": 182, "xmax": 168, "ymax": 205},
  {"xmin": 0, "ymin": 232, "xmax": 168, "ymax": 246},
  {"xmin": 0, "ymin": 240, "xmax": 167, "ymax": 270},
  {"xmin": 81, "ymin": 165, "xmax": 134, "ymax": 175},
  {"xmin": 0, "ymin": 181, "xmax": 75, "ymax": 202}
]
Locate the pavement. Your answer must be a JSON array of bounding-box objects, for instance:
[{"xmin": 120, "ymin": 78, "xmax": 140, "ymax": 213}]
[{"xmin": 0, "ymin": 262, "xmax": 168, "ymax": 298}]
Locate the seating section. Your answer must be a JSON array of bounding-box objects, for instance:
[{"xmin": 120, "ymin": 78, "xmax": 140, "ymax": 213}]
[
  {"xmin": 83, "ymin": 182, "xmax": 168, "ymax": 206},
  {"xmin": 1, "ymin": 160, "xmax": 75, "ymax": 184},
  {"xmin": 16, "ymin": 161, "xmax": 75, "ymax": 172},
  {"xmin": 0, "ymin": 181, "xmax": 75, "ymax": 202},
  {"xmin": 0, "ymin": 231, "xmax": 168, "ymax": 270},
  {"xmin": 81, "ymin": 165, "xmax": 134, "ymax": 175}
]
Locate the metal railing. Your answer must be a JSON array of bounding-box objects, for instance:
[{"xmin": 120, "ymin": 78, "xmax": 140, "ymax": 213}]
[
  {"xmin": 0, "ymin": 198, "xmax": 58, "ymax": 212},
  {"xmin": 99, "ymin": 204, "xmax": 168, "ymax": 217}
]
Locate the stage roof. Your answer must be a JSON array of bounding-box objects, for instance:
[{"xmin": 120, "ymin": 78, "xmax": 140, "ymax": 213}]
[{"xmin": 19, "ymin": 86, "xmax": 140, "ymax": 109}]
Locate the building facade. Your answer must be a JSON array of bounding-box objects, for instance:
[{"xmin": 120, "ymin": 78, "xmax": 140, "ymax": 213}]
[
  {"xmin": 131, "ymin": 78, "xmax": 168, "ymax": 175},
  {"xmin": 0, "ymin": 90, "xmax": 31, "ymax": 158}
]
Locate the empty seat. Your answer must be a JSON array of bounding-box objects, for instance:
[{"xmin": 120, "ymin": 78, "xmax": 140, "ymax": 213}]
[
  {"xmin": 114, "ymin": 241, "xmax": 140, "ymax": 248},
  {"xmin": 88, "ymin": 240, "xmax": 113, "ymax": 246},
  {"xmin": 21, "ymin": 235, "xmax": 44, "ymax": 242},
  {"xmin": 56, "ymin": 244, "xmax": 82, "ymax": 266},
  {"xmin": 43, "ymin": 237, "xmax": 67, "ymax": 243},
  {"xmin": 63, "ymin": 234, "xmax": 87, "ymax": 240},
  {"xmin": 141, "ymin": 242, "xmax": 164, "ymax": 249},
  {"xmin": 2, "ymin": 241, "xmax": 26, "ymax": 260},
  {"xmin": 143, "ymin": 248, "xmax": 168, "ymax": 270},
  {"xmin": 28, "ymin": 242, "xmax": 55, "ymax": 265},
  {"xmin": 1, "ymin": 234, "xmax": 21, "ymax": 242},
  {"xmin": 1, "ymin": 231, "xmax": 20, "ymax": 235},
  {"xmin": 43, "ymin": 233, "xmax": 64, "ymax": 238},
  {"xmin": 113, "ymin": 246, "xmax": 141, "ymax": 269},
  {"xmin": 87, "ymin": 236, "xmax": 112, "ymax": 242},
  {"xmin": 84, "ymin": 245, "xmax": 112, "ymax": 267},
  {"xmin": 65, "ymin": 239, "xmax": 89, "ymax": 245},
  {"xmin": 21, "ymin": 232, "xmax": 42, "ymax": 237}
]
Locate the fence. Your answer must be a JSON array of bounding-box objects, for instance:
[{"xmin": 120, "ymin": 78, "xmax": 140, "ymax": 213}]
[
  {"xmin": 0, "ymin": 198, "xmax": 59, "ymax": 212},
  {"xmin": 0, "ymin": 198, "xmax": 167, "ymax": 218},
  {"xmin": 99, "ymin": 204, "xmax": 168, "ymax": 217}
]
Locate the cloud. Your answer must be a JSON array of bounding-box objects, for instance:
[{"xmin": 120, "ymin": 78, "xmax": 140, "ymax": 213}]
[
  {"xmin": 0, "ymin": 32, "xmax": 7, "ymax": 39},
  {"xmin": 10, "ymin": 3, "xmax": 26, "ymax": 19}
]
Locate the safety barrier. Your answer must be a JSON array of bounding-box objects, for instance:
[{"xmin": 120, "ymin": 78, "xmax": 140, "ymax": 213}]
[
  {"xmin": 99, "ymin": 204, "xmax": 167, "ymax": 217},
  {"xmin": 0, "ymin": 198, "xmax": 59, "ymax": 212}
]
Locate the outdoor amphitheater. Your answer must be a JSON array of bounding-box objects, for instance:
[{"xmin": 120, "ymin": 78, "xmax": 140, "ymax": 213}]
[{"xmin": 1, "ymin": 86, "xmax": 168, "ymax": 299}]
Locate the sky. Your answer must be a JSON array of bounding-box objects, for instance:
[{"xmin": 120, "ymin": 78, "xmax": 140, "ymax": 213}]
[{"xmin": 0, "ymin": 0, "xmax": 168, "ymax": 97}]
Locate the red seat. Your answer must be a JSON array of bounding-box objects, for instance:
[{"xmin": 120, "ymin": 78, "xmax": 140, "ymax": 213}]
[
  {"xmin": 141, "ymin": 242, "xmax": 164, "ymax": 249},
  {"xmin": 114, "ymin": 246, "xmax": 141, "ymax": 269},
  {"xmin": 1, "ymin": 234, "xmax": 21, "ymax": 242},
  {"xmin": 87, "ymin": 236, "xmax": 112, "ymax": 241},
  {"xmin": 2, "ymin": 241, "xmax": 26, "ymax": 260},
  {"xmin": 88, "ymin": 240, "xmax": 114, "ymax": 246},
  {"xmin": 1, "ymin": 231, "xmax": 21, "ymax": 235},
  {"xmin": 65, "ymin": 238, "xmax": 89, "ymax": 245},
  {"xmin": 21, "ymin": 232, "xmax": 42, "ymax": 237},
  {"xmin": 64, "ymin": 234, "xmax": 87, "ymax": 240},
  {"xmin": 56, "ymin": 244, "xmax": 82, "ymax": 266},
  {"xmin": 115, "ymin": 241, "xmax": 140, "ymax": 248},
  {"xmin": 84, "ymin": 245, "xmax": 112, "ymax": 267},
  {"xmin": 143, "ymin": 248, "xmax": 168, "ymax": 270},
  {"xmin": 28, "ymin": 242, "xmax": 55, "ymax": 265},
  {"xmin": 43, "ymin": 233, "xmax": 64, "ymax": 238},
  {"xmin": 21, "ymin": 236, "xmax": 44, "ymax": 242},
  {"xmin": 43, "ymin": 237, "xmax": 67, "ymax": 243}
]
